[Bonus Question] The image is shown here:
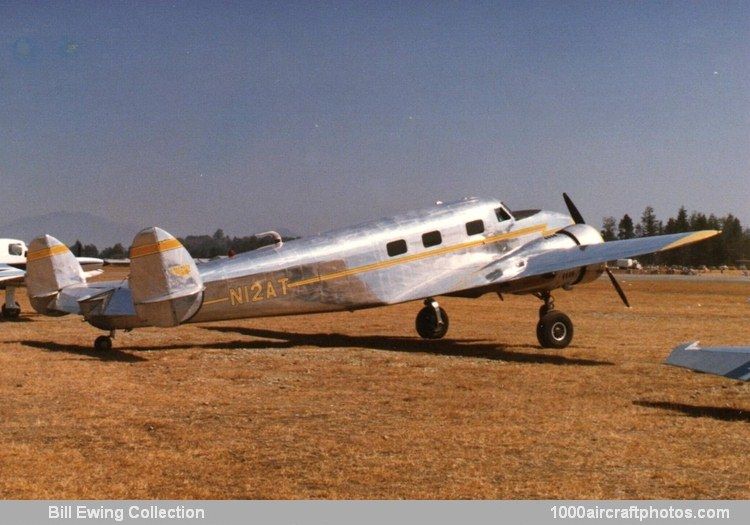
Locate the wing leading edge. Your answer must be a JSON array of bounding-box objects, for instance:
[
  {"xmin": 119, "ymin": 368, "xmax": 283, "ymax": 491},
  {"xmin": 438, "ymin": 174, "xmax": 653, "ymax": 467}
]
[
  {"xmin": 483, "ymin": 230, "xmax": 719, "ymax": 284},
  {"xmin": 0, "ymin": 264, "xmax": 25, "ymax": 285},
  {"xmin": 0, "ymin": 262, "xmax": 102, "ymax": 287}
]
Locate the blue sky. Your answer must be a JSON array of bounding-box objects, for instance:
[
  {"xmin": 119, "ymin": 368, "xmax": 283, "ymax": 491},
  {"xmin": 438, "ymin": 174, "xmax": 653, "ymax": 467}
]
[{"xmin": 1, "ymin": 1, "xmax": 748, "ymax": 238}]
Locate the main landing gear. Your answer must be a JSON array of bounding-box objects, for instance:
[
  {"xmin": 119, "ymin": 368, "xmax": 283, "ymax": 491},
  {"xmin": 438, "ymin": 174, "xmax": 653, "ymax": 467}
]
[
  {"xmin": 1, "ymin": 302, "xmax": 21, "ymax": 320},
  {"xmin": 416, "ymin": 298, "xmax": 449, "ymax": 339},
  {"xmin": 414, "ymin": 293, "xmax": 574, "ymax": 348},
  {"xmin": 535, "ymin": 292, "xmax": 573, "ymax": 349},
  {"xmin": 2, "ymin": 287, "xmax": 21, "ymax": 320},
  {"xmin": 94, "ymin": 330, "xmax": 115, "ymax": 352}
]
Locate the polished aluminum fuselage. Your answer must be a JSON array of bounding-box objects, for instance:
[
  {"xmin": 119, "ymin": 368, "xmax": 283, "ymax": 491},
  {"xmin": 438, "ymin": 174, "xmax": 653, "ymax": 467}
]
[
  {"xmin": 185, "ymin": 198, "xmax": 573, "ymax": 323},
  {"xmin": 35, "ymin": 196, "xmax": 718, "ymax": 333}
]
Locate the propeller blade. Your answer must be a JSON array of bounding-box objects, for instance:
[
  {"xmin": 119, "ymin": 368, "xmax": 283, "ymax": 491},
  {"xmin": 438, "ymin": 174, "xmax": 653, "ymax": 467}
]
[
  {"xmin": 605, "ymin": 267, "xmax": 631, "ymax": 308},
  {"xmin": 562, "ymin": 192, "xmax": 586, "ymax": 224}
]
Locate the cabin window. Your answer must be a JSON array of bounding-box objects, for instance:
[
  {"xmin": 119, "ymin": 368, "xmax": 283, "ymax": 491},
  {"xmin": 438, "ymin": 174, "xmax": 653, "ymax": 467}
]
[
  {"xmin": 495, "ymin": 207, "xmax": 512, "ymax": 222},
  {"xmin": 422, "ymin": 230, "xmax": 442, "ymax": 248},
  {"xmin": 465, "ymin": 220, "xmax": 484, "ymax": 236},
  {"xmin": 386, "ymin": 239, "xmax": 407, "ymax": 257},
  {"xmin": 8, "ymin": 243, "xmax": 22, "ymax": 256}
]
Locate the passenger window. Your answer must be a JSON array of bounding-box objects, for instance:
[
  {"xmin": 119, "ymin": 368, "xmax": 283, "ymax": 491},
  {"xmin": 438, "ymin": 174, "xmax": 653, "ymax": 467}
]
[
  {"xmin": 495, "ymin": 207, "xmax": 512, "ymax": 222},
  {"xmin": 422, "ymin": 231, "xmax": 442, "ymax": 248},
  {"xmin": 386, "ymin": 239, "xmax": 407, "ymax": 257},
  {"xmin": 9, "ymin": 243, "xmax": 22, "ymax": 256},
  {"xmin": 465, "ymin": 220, "xmax": 484, "ymax": 236}
]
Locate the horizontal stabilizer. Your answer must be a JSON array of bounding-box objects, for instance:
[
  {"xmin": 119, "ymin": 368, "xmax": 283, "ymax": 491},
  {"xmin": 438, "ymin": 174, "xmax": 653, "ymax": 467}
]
[
  {"xmin": 128, "ymin": 227, "xmax": 203, "ymax": 327},
  {"xmin": 666, "ymin": 341, "xmax": 750, "ymax": 381},
  {"xmin": 83, "ymin": 269, "xmax": 104, "ymax": 279},
  {"xmin": 104, "ymin": 258, "xmax": 131, "ymax": 266},
  {"xmin": 76, "ymin": 256, "xmax": 104, "ymax": 271}
]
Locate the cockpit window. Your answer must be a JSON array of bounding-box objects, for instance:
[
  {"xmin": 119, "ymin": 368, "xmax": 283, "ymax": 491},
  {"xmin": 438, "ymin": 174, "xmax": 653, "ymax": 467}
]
[
  {"xmin": 8, "ymin": 243, "xmax": 23, "ymax": 256},
  {"xmin": 495, "ymin": 207, "xmax": 512, "ymax": 222},
  {"xmin": 511, "ymin": 209, "xmax": 541, "ymax": 220}
]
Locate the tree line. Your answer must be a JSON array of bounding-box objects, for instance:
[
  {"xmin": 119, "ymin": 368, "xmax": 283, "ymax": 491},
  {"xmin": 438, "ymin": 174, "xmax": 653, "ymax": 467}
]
[
  {"xmin": 600, "ymin": 206, "xmax": 749, "ymax": 267},
  {"xmin": 70, "ymin": 229, "xmax": 296, "ymax": 260},
  {"xmin": 68, "ymin": 212, "xmax": 750, "ymax": 268}
]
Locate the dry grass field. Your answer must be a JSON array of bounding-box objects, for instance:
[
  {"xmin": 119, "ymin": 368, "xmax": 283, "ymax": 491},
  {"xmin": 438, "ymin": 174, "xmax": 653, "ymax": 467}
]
[{"xmin": 1, "ymin": 269, "xmax": 748, "ymax": 499}]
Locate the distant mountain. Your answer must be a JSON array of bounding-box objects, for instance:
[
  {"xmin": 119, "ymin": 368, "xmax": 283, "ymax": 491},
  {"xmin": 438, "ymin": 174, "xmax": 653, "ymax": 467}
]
[
  {"xmin": 0, "ymin": 212, "xmax": 137, "ymax": 249},
  {"xmin": 0, "ymin": 212, "xmax": 301, "ymax": 250}
]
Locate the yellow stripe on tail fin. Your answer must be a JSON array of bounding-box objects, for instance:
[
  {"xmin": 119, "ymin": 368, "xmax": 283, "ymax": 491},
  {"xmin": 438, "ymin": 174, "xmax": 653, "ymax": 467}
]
[
  {"xmin": 128, "ymin": 227, "xmax": 203, "ymax": 327},
  {"xmin": 26, "ymin": 235, "xmax": 86, "ymax": 315}
]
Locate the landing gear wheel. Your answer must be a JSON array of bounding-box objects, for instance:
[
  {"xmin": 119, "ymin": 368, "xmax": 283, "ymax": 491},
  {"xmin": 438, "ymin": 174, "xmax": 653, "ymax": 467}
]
[
  {"xmin": 536, "ymin": 311, "xmax": 573, "ymax": 349},
  {"xmin": 416, "ymin": 306, "xmax": 449, "ymax": 339},
  {"xmin": 94, "ymin": 336, "xmax": 112, "ymax": 352},
  {"xmin": 1, "ymin": 303, "xmax": 21, "ymax": 319}
]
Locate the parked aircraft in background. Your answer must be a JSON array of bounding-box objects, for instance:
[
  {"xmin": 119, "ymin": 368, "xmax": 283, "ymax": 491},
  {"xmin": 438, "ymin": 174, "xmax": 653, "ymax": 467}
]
[
  {"xmin": 24, "ymin": 194, "xmax": 718, "ymax": 351},
  {"xmin": 0, "ymin": 238, "xmax": 104, "ymax": 319},
  {"xmin": 666, "ymin": 342, "xmax": 750, "ymax": 381}
]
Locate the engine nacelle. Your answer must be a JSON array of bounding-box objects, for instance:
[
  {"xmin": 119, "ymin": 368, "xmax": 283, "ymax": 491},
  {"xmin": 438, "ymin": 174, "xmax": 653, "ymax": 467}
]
[
  {"xmin": 558, "ymin": 223, "xmax": 606, "ymax": 247},
  {"xmin": 502, "ymin": 223, "xmax": 605, "ymax": 294}
]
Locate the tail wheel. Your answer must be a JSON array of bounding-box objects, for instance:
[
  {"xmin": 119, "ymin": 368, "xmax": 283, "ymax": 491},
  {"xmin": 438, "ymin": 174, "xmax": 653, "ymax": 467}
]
[
  {"xmin": 94, "ymin": 336, "xmax": 112, "ymax": 352},
  {"xmin": 536, "ymin": 311, "xmax": 573, "ymax": 349},
  {"xmin": 416, "ymin": 306, "xmax": 449, "ymax": 339}
]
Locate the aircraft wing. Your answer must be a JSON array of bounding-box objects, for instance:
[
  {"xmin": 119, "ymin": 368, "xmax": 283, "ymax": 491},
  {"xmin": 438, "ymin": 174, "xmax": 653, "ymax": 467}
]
[
  {"xmin": 0, "ymin": 264, "xmax": 101, "ymax": 286},
  {"xmin": 394, "ymin": 230, "xmax": 718, "ymax": 302},
  {"xmin": 0, "ymin": 264, "xmax": 25, "ymax": 285},
  {"xmin": 665, "ymin": 342, "xmax": 750, "ymax": 381},
  {"xmin": 481, "ymin": 230, "xmax": 718, "ymax": 285}
]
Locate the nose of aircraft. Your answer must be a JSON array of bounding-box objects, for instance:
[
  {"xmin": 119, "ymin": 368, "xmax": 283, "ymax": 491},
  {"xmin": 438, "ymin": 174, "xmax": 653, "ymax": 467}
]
[{"xmin": 549, "ymin": 211, "xmax": 576, "ymax": 231}]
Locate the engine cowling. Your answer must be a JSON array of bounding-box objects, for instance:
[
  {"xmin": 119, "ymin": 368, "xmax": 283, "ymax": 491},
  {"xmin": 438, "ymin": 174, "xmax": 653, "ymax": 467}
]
[
  {"xmin": 503, "ymin": 223, "xmax": 605, "ymax": 294},
  {"xmin": 558, "ymin": 223, "xmax": 605, "ymax": 247}
]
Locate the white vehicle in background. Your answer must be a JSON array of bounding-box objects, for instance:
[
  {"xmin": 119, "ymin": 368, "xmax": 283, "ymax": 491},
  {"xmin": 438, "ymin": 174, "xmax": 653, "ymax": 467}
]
[
  {"xmin": 1, "ymin": 238, "xmax": 104, "ymax": 319},
  {"xmin": 616, "ymin": 258, "xmax": 642, "ymax": 270}
]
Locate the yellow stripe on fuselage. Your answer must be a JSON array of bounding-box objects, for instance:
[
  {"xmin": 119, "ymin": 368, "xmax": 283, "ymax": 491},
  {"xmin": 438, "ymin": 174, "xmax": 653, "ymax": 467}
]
[
  {"xmin": 287, "ymin": 223, "xmax": 547, "ymax": 289},
  {"xmin": 26, "ymin": 244, "xmax": 70, "ymax": 262},
  {"xmin": 660, "ymin": 230, "xmax": 720, "ymax": 252},
  {"xmin": 202, "ymin": 297, "xmax": 230, "ymax": 305},
  {"xmin": 130, "ymin": 238, "xmax": 183, "ymax": 259}
]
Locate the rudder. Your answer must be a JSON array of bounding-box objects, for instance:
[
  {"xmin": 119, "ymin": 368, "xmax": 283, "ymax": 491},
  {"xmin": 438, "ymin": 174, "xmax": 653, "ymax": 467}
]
[
  {"xmin": 26, "ymin": 235, "xmax": 86, "ymax": 315},
  {"xmin": 128, "ymin": 227, "xmax": 203, "ymax": 327}
]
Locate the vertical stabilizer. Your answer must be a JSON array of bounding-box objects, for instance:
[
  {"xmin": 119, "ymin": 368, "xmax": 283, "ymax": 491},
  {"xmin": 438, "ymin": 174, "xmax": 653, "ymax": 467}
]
[
  {"xmin": 128, "ymin": 227, "xmax": 203, "ymax": 327},
  {"xmin": 26, "ymin": 235, "xmax": 86, "ymax": 314}
]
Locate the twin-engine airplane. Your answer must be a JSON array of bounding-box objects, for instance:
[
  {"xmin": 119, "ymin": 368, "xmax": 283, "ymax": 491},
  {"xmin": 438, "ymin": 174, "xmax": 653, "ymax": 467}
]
[
  {"xmin": 25, "ymin": 194, "xmax": 718, "ymax": 352},
  {"xmin": 0, "ymin": 238, "xmax": 103, "ymax": 319}
]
